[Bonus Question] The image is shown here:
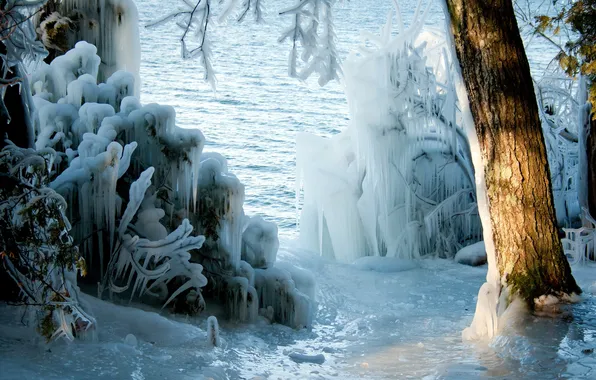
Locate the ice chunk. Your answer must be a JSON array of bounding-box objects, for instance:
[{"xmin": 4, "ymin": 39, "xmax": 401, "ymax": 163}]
[
  {"xmin": 123, "ymin": 333, "xmax": 138, "ymax": 347},
  {"xmin": 454, "ymin": 242, "xmax": 487, "ymax": 266},
  {"xmin": 254, "ymin": 266, "xmax": 314, "ymax": 329},
  {"xmin": 288, "ymin": 352, "xmax": 325, "ymax": 364}
]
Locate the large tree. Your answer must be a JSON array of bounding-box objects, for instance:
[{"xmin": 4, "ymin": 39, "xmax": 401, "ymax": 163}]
[{"xmin": 444, "ymin": 0, "xmax": 581, "ymax": 326}]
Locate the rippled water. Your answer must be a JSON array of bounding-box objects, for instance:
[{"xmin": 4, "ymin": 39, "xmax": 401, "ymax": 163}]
[{"xmin": 134, "ymin": 0, "xmax": 558, "ymax": 238}]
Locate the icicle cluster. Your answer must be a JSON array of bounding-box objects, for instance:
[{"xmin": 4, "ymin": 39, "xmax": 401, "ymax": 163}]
[
  {"xmin": 190, "ymin": 154, "xmax": 313, "ymax": 328},
  {"xmin": 297, "ymin": 4, "xmax": 480, "ymax": 262},
  {"xmin": 535, "ymin": 62, "xmax": 585, "ymax": 226},
  {"xmin": 26, "ymin": 41, "xmax": 314, "ymax": 328},
  {"xmin": 35, "ymin": 0, "xmax": 141, "ymax": 95}
]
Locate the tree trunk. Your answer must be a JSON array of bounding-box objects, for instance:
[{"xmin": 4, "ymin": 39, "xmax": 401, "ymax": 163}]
[{"xmin": 445, "ymin": 0, "xmax": 580, "ymax": 303}]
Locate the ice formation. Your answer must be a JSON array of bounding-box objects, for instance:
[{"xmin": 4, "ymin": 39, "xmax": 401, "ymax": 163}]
[
  {"xmin": 454, "ymin": 241, "xmax": 487, "ymax": 267},
  {"xmin": 0, "ymin": 144, "xmax": 96, "ymax": 342},
  {"xmin": 297, "ymin": 6, "xmax": 479, "ymax": 263},
  {"xmin": 36, "ymin": 0, "xmax": 141, "ymax": 95},
  {"xmin": 241, "ymin": 216, "xmax": 279, "ymax": 269},
  {"xmin": 147, "ymin": 0, "xmax": 339, "ymax": 88},
  {"xmin": 26, "ymin": 42, "xmax": 314, "ymax": 329},
  {"xmin": 206, "ymin": 316, "xmax": 221, "ymax": 347},
  {"xmin": 535, "ymin": 64, "xmax": 587, "ymax": 226}
]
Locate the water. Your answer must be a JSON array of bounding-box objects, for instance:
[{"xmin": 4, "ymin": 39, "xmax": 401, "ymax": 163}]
[{"xmin": 134, "ymin": 0, "xmax": 559, "ymax": 239}]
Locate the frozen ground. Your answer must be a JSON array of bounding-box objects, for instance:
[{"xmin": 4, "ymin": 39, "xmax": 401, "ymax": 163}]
[{"xmin": 2, "ymin": 241, "xmax": 596, "ymax": 379}]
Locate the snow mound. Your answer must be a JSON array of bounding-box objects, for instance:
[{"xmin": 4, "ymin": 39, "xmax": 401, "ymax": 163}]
[
  {"xmin": 352, "ymin": 256, "xmax": 419, "ymax": 273},
  {"xmin": 454, "ymin": 242, "xmax": 487, "ymax": 266}
]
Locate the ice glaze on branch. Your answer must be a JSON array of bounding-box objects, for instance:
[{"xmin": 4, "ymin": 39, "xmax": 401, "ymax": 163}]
[{"xmin": 149, "ymin": 0, "xmax": 341, "ymax": 87}]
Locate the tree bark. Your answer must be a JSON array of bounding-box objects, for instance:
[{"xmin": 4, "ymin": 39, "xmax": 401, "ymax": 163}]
[{"xmin": 445, "ymin": 0, "xmax": 580, "ymax": 303}]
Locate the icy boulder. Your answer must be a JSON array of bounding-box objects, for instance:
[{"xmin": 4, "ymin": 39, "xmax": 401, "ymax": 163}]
[
  {"xmin": 454, "ymin": 242, "xmax": 487, "ymax": 266},
  {"xmin": 241, "ymin": 216, "xmax": 279, "ymax": 269}
]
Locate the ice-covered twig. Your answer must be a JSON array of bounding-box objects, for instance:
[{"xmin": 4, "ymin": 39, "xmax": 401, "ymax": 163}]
[
  {"xmin": 279, "ymin": 0, "xmax": 341, "ymax": 85},
  {"xmin": 147, "ymin": 0, "xmax": 215, "ymax": 87}
]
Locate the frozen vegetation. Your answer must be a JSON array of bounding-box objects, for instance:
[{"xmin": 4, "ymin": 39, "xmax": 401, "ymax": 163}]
[
  {"xmin": 1, "ymin": 0, "xmax": 316, "ymax": 343},
  {"xmin": 27, "ymin": 39, "xmax": 315, "ymax": 330},
  {"xmin": 297, "ymin": 4, "xmax": 479, "ymax": 263}
]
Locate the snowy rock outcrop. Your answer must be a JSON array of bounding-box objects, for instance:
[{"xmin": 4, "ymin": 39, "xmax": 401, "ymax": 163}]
[{"xmin": 28, "ymin": 42, "xmax": 315, "ymax": 329}]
